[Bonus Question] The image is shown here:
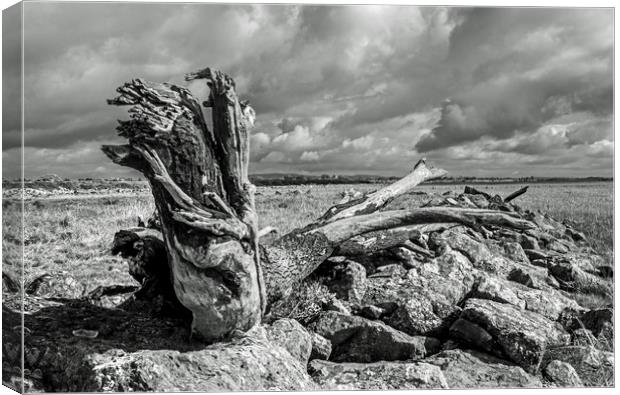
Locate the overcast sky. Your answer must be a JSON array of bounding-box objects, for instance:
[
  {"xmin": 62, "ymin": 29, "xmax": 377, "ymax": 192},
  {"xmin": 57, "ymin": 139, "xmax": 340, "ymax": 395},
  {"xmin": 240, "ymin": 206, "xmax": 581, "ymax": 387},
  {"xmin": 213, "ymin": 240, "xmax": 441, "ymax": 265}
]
[{"xmin": 1, "ymin": 3, "xmax": 614, "ymax": 179}]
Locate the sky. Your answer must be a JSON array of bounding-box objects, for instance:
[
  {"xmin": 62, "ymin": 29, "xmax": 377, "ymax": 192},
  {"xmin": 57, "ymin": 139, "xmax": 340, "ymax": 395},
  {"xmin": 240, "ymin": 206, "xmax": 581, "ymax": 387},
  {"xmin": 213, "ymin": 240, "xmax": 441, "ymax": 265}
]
[{"xmin": 1, "ymin": 2, "xmax": 614, "ymax": 179}]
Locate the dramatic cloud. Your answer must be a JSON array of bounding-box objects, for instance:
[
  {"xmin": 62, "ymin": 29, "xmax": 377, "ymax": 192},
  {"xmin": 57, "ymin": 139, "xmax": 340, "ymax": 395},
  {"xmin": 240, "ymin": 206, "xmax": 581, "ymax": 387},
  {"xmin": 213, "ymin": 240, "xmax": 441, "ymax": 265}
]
[{"xmin": 1, "ymin": 4, "xmax": 613, "ymax": 178}]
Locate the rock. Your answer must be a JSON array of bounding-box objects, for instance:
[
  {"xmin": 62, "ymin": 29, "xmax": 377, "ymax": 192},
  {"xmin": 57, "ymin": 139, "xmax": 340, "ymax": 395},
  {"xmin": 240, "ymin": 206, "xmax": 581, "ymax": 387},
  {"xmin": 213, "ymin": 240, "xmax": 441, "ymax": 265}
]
[
  {"xmin": 548, "ymin": 260, "xmax": 611, "ymax": 296},
  {"xmin": 370, "ymin": 264, "xmax": 406, "ymax": 278},
  {"xmin": 309, "ymin": 332, "xmax": 332, "ymax": 361},
  {"xmin": 456, "ymin": 299, "xmax": 570, "ymax": 372},
  {"xmin": 524, "ymin": 249, "xmax": 549, "ymax": 261},
  {"xmin": 471, "ymin": 275, "xmax": 525, "ymax": 309},
  {"xmin": 507, "ymin": 267, "xmax": 539, "ymax": 289},
  {"xmin": 499, "ymin": 241, "xmax": 530, "ymax": 264},
  {"xmin": 544, "ymin": 360, "xmax": 583, "ymax": 387},
  {"xmin": 63, "ymin": 327, "xmax": 316, "ymax": 392},
  {"xmin": 440, "ymin": 229, "xmax": 493, "ymax": 263},
  {"xmin": 308, "ymin": 311, "xmax": 439, "ymax": 363},
  {"xmin": 323, "ymin": 261, "xmax": 367, "ymax": 304},
  {"xmin": 322, "ymin": 297, "xmax": 351, "ymax": 315},
  {"xmin": 367, "ymin": 248, "xmax": 473, "ymax": 337},
  {"xmin": 471, "ymin": 274, "xmax": 581, "ymax": 320},
  {"xmin": 580, "ymin": 308, "xmax": 613, "ymax": 337},
  {"xmin": 355, "ymin": 304, "xmax": 385, "ymax": 320},
  {"xmin": 571, "ymin": 328, "xmax": 596, "ymax": 346},
  {"xmin": 465, "ymin": 193, "xmax": 490, "ymax": 209},
  {"xmin": 424, "ymin": 349, "xmax": 542, "ymax": 388},
  {"xmin": 448, "ymin": 318, "xmax": 497, "ymax": 354},
  {"xmin": 542, "ymin": 346, "xmax": 613, "ymax": 386},
  {"xmin": 265, "ymin": 319, "xmax": 312, "ymax": 364},
  {"xmin": 308, "ymin": 359, "xmax": 448, "ymax": 390},
  {"xmin": 547, "ymin": 240, "xmax": 570, "ymax": 253},
  {"xmin": 518, "ymin": 235, "xmax": 540, "ymax": 250}
]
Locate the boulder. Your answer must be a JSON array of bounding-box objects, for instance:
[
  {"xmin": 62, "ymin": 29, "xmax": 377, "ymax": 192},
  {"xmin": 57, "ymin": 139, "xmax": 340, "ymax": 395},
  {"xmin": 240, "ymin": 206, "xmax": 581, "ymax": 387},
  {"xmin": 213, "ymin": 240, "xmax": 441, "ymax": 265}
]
[
  {"xmin": 309, "ymin": 332, "xmax": 332, "ymax": 361},
  {"xmin": 470, "ymin": 275, "xmax": 581, "ymax": 320},
  {"xmin": 548, "ymin": 260, "xmax": 611, "ymax": 296},
  {"xmin": 544, "ymin": 360, "xmax": 583, "ymax": 387},
  {"xmin": 365, "ymin": 249, "xmax": 473, "ymax": 337},
  {"xmin": 265, "ymin": 318, "xmax": 312, "ymax": 364},
  {"xmin": 61, "ymin": 327, "xmax": 316, "ymax": 392},
  {"xmin": 439, "ymin": 229, "xmax": 493, "ymax": 263},
  {"xmin": 424, "ymin": 349, "xmax": 542, "ymax": 388},
  {"xmin": 542, "ymin": 346, "xmax": 614, "ymax": 386},
  {"xmin": 455, "ymin": 299, "xmax": 570, "ymax": 372},
  {"xmin": 308, "ymin": 359, "xmax": 448, "ymax": 390},
  {"xmin": 308, "ymin": 311, "xmax": 439, "ymax": 363}
]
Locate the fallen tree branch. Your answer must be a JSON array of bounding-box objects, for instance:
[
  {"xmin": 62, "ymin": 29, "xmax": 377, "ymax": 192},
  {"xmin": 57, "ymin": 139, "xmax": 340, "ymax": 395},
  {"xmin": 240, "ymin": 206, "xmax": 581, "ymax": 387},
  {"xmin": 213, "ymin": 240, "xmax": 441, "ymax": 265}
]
[
  {"xmin": 318, "ymin": 158, "xmax": 447, "ymax": 223},
  {"xmin": 504, "ymin": 186, "xmax": 529, "ymax": 203},
  {"xmin": 309, "ymin": 207, "xmax": 536, "ymax": 244}
]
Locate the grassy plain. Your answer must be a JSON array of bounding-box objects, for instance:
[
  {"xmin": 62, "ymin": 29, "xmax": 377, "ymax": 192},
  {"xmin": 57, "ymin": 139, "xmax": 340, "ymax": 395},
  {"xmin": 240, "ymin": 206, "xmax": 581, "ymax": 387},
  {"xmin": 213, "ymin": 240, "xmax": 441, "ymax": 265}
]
[{"xmin": 1, "ymin": 182, "xmax": 613, "ymax": 300}]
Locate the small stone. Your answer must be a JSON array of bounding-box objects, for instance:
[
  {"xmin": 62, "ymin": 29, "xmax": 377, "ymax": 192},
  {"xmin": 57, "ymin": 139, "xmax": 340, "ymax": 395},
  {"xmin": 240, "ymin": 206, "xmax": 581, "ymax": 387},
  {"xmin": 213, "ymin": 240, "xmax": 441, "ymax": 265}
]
[{"xmin": 309, "ymin": 332, "xmax": 332, "ymax": 361}]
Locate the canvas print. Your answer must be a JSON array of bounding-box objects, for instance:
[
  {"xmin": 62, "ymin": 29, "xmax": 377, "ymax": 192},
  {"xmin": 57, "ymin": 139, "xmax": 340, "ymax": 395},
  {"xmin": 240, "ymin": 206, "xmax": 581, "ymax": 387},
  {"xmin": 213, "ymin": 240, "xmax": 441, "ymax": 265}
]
[{"xmin": 1, "ymin": 1, "xmax": 614, "ymax": 392}]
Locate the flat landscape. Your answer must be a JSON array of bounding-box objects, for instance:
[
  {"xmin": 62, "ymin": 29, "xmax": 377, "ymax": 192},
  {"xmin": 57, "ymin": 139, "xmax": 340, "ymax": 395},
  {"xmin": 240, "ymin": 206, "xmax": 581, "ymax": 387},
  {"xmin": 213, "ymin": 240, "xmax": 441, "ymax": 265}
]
[
  {"xmin": 2, "ymin": 181, "xmax": 613, "ymax": 306},
  {"xmin": 1, "ymin": 179, "xmax": 615, "ymax": 390}
]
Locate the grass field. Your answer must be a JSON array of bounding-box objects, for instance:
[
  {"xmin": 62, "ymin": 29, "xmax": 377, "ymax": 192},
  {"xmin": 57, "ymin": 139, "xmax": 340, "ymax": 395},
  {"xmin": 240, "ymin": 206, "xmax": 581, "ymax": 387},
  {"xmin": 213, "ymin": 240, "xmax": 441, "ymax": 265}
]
[{"xmin": 1, "ymin": 182, "xmax": 613, "ymax": 300}]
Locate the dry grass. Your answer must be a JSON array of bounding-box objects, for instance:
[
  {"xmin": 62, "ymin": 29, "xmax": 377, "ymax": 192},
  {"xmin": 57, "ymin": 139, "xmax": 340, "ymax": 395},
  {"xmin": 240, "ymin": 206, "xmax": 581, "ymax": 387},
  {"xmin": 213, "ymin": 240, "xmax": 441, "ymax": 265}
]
[{"xmin": 1, "ymin": 181, "xmax": 613, "ymax": 299}]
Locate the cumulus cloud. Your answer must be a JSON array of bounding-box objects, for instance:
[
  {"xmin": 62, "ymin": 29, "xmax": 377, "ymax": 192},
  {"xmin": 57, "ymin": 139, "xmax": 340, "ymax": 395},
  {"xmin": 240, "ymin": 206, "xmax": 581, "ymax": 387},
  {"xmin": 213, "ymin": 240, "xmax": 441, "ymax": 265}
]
[
  {"xmin": 415, "ymin": 8, "xmax": 613, "ymax": 164},
  {"xmin": 2, "ymin": 4, "xmax": 612, "ymax": 178}
]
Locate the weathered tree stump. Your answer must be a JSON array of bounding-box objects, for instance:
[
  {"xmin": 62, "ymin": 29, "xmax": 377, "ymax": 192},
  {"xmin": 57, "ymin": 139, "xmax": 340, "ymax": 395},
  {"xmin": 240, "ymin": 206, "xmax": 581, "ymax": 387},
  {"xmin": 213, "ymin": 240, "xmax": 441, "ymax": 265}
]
[
  {"xmin": 103, "ymin": 69, "xmax": 264, "ymax": 342},
  {"xmin": 104, "ymin": 68, "xmax": 538, "ymax": 341}
]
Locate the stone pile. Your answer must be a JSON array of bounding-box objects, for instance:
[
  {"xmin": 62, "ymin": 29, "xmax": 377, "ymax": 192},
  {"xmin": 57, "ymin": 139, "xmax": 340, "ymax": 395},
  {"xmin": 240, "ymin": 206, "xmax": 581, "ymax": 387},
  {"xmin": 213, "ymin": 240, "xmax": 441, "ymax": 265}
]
[{"xmin": 3, "ymin": 186, "xmax": 613, "ymax": 391}]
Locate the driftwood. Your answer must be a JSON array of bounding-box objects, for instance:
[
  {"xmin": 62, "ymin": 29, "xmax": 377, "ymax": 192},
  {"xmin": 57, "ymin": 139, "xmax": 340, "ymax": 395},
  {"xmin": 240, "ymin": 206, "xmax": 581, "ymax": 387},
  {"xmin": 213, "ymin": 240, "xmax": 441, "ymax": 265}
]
[
  {"xmin": 103, "ymin": 70, "xmax": 264, "ymax": 342},
  {"xmin": 504, "ymin": 186, "xmax": 529, "ymax": 203},
  {"xmin": 103, "ymin": 68, "xmax": 537, "ymax": 340}
]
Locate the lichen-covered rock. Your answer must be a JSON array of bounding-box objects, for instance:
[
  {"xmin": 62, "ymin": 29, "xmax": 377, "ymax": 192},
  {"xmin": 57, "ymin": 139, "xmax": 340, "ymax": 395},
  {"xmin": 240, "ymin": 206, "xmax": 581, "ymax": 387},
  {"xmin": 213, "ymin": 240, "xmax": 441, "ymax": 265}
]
[
  {"xmin": 470, "ymin": 275, "xmax": 581, "ymax": 320},
  {"xmin": 265, "ymin": 318, "xmax": 312, "ymax": 364},
  {"xmin": 456, "ymin": 298, "xmax": 570, "ymax": 372},
  {"xmin": 498, "ymin": 241, "xmax": 530, "ymax": 264},
  {"xmin": 471, "ymin": 275, "xmax": 526, "ymax": 308},
  {"xmin": 424, "ymin": 349, "xmax": 542, "ymax": 388},
  {"xmin": 308, "ymin": 359, "xmax": 448, "ymax": 390},
  {"xmin": 542, "ymin": 346, "xmax": 614, "ymax": 386},
  {"xmin": 64, "ymin": 327, "xmax": 317, "ymax": 392},
  {"xmin": 439, "ymin": 229, "xmax": 493, "ymax": 263},
  {"xmin": 364, "ymin": 249, "xmax": 473, "ymax": 337},
  {"xmin": 308, "ymin": 311, "xmax": 439, "ymax": 363},
  {"xmin": 544, "ymin": 360, "xmax": 583, "ymax": 387},
  {"xmin": 323, "ymin": 260, "xmax": 367, "ymax": 303},
  {"xmin": 309, "ymin": 332, "xmax": 332, "ymax": 361},
  {"xmin": 548, "ymin": 260, "xmax": 611, "ymax": 296}
]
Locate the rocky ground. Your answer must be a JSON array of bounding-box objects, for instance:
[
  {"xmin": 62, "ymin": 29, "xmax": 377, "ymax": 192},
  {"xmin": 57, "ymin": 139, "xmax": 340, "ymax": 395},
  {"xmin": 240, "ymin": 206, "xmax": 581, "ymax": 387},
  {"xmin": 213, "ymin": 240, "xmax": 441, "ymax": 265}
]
[{"xmin": 2, "ymin": 187, "xmax": 614, "ymax": 391}]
